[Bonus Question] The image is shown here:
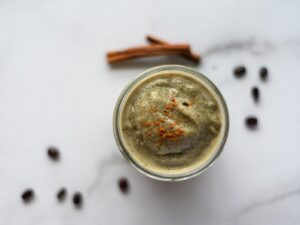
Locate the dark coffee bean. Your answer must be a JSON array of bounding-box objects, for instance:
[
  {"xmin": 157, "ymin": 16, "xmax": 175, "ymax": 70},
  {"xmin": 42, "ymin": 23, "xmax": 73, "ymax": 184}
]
[
  {"xmin": 245, "ymin": 116, "xmax": 258, "ymax": 128},
  {"xmin": 259, "ymin": 67, "xmax": 268, "ymax": 81},
  {"xmin": 22, "ymin": 189, "xmax": 34, "ymax": 203},
  {"xmin": 118, "ymin": 177, "xmax": 129, "ymax": 194},
  {"xmin": 47, "ymin": 146, "xmax": 60, "ymax": 161},
  {"xmin": 251, "ymin": 86, "xmax": 260, "ymax": 102},
  {"xmin": 57, "ymin": 188, "xmax": 67, "ymax": 202},
  {"xmin": 73, "ymin": 192, "xmax": 83, "ymax": 208},
  {"xmin": 233, "ymin": 65, "xmax": 246, "ymax": 78}
]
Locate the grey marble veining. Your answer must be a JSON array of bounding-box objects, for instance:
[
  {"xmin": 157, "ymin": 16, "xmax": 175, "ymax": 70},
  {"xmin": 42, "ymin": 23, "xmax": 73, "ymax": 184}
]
[{"xmin": 231, "ymin": 188, "xmax": 300, "ymax": 224}]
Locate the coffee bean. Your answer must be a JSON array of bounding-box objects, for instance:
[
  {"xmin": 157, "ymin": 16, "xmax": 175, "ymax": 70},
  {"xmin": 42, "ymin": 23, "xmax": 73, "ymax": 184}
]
[
  {"xmin": 259, "ymin": 67, "xmax": 268, "ymax": 81},
  {"xmin": 251, "ymin": 86, "xmax": 260, "ymax": 102},
  {"xmin": 118, "ymin": 177, "xmax": 129, "ymax": 194},
  {"xmin": 47, "ymin": 146, "xmax": 60, "ymax": 161},
  {"xmin": 57, "ymin": 188, "xmax": 67, "ymax": 202},
  {"xmin": 22, "ymin": 189, "xmax": 34, "ymax": 203},
  {"xmin": 233, "ymin": 65, "xmax": 246, "ymax": 78},
  {"xmin": 73, "ymin": 192, "xmax": 83, "ymax": 208},
  {"xmin": 245, "ymin": 116, "xmax": 258, "ymax": 128}
]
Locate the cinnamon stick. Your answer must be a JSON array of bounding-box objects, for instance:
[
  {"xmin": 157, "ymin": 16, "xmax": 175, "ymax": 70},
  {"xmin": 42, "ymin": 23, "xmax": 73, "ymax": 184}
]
[
  {"xmin": 107, "ymin": 44, "xmax": 191, "ymax": 64},
  {"xmin": 146, "ymin": 35, "xmax": 201, "ymax": 63}
]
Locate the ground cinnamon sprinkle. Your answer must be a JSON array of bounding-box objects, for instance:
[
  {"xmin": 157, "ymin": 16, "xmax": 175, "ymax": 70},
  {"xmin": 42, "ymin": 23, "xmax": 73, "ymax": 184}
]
[
  {"xmin": 165, "ymin": 100, "xmax": 177, "ymax": 111},
  {"xmin": 159, "ymin": 127, "xmax": 166, "ymax": 135},
  {"xmin": 163, "ymin": 110, "xmax": 169, "ymax": 116},
  {"xmin": 158, "ymin": 126, "xmax": 184, "ymax": 143},
  {"xmin": 169, "ymin": 122, "xmax": 176, "ymax": 128},
  {"xmin": 141, "ymin": 96, "xmax": 185, "ymax": 145},
  {"xmin": 143, "ymin": 122, "xmax": 152, "ymax": 127},
  {"xmin": 153, "ymin": 121, "xmax": 160, "ymax": 126}
]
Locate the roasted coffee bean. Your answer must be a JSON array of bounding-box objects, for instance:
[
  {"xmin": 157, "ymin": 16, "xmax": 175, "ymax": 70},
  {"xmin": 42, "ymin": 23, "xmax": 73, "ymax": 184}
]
[
  {"xmin": 57, "ymin": 188, "xmax": 67, "ymax": 202},
  {"xmin": 73, "ymin": 192, "xmax": 83, "ymax": 208},
  {"xmin": 245, "ymin": 116, "xmax": 258, "ymax": 128},
  {"xmin": 22, "ymin": 189, "xmax": 34, "ymax": 203},
  {"xmin": 118, "ymin": 177, "xmax": 129, "ymax": 194},
  {"xmin": 47, "ymin": 146, "xmax": 60, "ymax": 161},
  {"xmin": 233, "ymin": 65, "xmax": 246, "ymax": 78},
  {"xmin": 251, "ymin": 86, "xmax": 260, "ymax": 102},
  {"xmin": 259, "ymin": 67, "xmax": 268, "ymax": 81}
]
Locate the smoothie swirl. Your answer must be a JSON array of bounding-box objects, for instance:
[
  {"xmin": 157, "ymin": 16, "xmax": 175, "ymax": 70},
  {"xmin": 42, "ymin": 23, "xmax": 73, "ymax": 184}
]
[{"xmin": 119, "ymin": 70, "xmax": 224, "ymax": 176}]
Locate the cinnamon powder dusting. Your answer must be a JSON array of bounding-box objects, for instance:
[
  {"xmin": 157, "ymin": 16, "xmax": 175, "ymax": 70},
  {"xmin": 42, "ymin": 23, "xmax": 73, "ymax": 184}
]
[{"xmin": 142, "ymin": 97, "xmax": 185, "ymax": 145}]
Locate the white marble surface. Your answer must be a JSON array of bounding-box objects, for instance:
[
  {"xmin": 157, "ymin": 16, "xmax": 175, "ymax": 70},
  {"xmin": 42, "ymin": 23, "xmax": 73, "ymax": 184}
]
[{"xmin": 0, "ymin": 0, "xmax": 300, "ymax": 224}]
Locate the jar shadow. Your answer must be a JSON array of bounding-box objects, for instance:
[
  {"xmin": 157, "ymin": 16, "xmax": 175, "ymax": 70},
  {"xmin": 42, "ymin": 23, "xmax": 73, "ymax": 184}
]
[{"xmin": 133, "ymin": 164, "xmax": 222, "ymax": 217}]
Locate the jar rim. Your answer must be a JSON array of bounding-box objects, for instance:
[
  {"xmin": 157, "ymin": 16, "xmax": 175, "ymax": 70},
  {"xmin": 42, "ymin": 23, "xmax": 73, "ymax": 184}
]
[{"xmin": 113, "ymin": 65, "xmax": 229, "ymax": 181}]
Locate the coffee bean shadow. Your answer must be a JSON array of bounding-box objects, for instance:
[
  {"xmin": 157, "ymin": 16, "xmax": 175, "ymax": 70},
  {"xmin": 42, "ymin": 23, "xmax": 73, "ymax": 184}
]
[
  {"xmin": 74, "ymin": 203, "xmax": 83, "ymax": 210},
  {"xmin": 107, "ymin": 56, "xmax": 200, "ymax": 70}
]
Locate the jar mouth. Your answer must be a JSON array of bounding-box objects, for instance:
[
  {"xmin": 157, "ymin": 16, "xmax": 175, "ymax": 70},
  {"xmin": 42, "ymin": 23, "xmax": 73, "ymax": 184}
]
[{"xmin": 113, "ymin": 65, "xmax": 229, "ymax": 181}]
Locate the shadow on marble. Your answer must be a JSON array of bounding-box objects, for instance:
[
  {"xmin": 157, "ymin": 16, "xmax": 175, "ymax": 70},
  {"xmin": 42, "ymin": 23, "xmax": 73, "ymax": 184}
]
[
  {"xmin": 133, "ymin": 163, "xmax": 223, "ymax": 215},
  {"xmin": 107, "ymin": 56, "xmax": 200, "ymax": 70}
]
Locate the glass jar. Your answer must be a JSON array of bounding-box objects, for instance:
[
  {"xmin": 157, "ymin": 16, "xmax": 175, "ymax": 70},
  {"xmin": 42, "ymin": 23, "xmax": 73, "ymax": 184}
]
[{"xmin": 113, "ymin": 65, "xmax": 229, "ymax": 181}]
